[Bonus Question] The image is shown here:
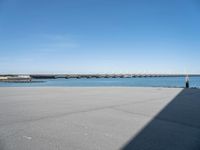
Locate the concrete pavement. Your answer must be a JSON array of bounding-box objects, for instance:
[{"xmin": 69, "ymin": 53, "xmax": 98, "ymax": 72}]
[{"xmin": 0, "ymin": 87, "xmax": 199, "ymax": 150}]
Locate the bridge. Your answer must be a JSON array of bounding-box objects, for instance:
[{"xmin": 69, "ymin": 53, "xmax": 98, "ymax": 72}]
[{"xmin": 28, "ymin": 74, "xmax": 200, "ymax": 79}]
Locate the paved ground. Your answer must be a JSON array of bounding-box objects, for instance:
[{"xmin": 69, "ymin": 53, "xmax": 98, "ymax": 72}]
[{"xmin": 0, "ymin": 87, "xmax": 200, "ymax": 150}]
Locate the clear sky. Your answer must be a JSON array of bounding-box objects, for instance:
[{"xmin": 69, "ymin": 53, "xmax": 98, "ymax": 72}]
[{"xmin": 0, "ymin": 0, "xmax": 200, "ymax": 74}]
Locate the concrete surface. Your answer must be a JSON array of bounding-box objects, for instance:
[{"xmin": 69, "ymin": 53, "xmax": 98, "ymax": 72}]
[{"xmin": 0, "ymin": 87, "xmax": 199, "ymax": 150}]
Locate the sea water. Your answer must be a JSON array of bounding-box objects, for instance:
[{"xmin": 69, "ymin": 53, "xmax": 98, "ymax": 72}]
[{"xmin": 1, "ymin": 76, "xmax": 200, "ymax": 88}]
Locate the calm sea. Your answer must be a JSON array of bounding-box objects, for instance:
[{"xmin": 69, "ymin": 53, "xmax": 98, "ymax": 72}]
[{"xmin": 0, "ymin": 76, "xmax": 200, "ymax": 88}]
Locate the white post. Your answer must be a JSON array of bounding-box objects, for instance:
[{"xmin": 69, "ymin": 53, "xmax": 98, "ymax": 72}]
[{"xmin": 185, "ymin": 75, "xmax": 189, "ymax": 88}]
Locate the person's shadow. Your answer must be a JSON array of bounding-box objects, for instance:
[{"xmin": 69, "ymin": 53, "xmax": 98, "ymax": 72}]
[{"xmin": 122, "ymin": 88, "xmax": 200, "ymax": 150}]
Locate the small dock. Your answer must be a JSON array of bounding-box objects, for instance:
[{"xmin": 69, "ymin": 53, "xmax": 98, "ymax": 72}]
[{"xmin": 0, "ymin": 75, "xmax": 32, "ymax": 82}]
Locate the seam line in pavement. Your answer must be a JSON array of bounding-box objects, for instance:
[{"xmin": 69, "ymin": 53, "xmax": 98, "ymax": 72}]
[{"xmin": 0, "ymin": 96, "xmax": 173, "ymax": 127}]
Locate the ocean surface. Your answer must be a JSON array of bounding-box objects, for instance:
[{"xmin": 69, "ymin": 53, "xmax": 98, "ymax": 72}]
[{"xmin": 0, "ymin": 77, "xmax": 200, "ymax": 88}]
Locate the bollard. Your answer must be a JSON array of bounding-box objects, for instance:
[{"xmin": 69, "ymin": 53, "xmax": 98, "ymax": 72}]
[{"xmin": 185, "ymin": 75, "xmax": 189, "ymax": 88}]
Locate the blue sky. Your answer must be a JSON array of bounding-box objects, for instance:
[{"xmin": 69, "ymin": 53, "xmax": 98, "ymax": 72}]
[{"xmin": 0, "ymin": 0, "xmax": 200, "ymax": 74}]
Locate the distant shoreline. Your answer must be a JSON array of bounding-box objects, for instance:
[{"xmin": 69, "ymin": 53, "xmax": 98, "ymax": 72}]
[
  {"xmin": 0, "ymin": 80, "xmax": 44, "ymax": 83},
  {"xmin": 1, "ymin": 74, "xmax": 200, "ymax": 80}
]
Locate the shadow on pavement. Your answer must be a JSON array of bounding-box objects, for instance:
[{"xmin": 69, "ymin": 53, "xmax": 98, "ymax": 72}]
[{"xmin": 122, "ymin": 88, "xmax": 200, "ymax": 150}]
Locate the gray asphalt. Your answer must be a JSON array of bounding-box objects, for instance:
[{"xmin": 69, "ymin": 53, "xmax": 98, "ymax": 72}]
[{"xmin": 0, "ymin": 87, "xmax": 199, "ymax": 150}]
